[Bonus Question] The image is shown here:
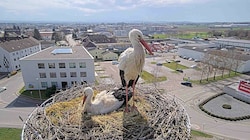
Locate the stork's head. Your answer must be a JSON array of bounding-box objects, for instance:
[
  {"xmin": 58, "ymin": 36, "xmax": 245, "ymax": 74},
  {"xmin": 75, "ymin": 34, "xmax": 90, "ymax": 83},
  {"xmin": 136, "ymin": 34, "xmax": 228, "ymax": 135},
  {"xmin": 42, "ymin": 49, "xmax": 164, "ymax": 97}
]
[
  {"xmin": 82, "ymin": 87, "xmax": 93, "ymax": 106},
  {"xmin": 129, "ymin": 29, "xmax": 154, "ymax": 55}
]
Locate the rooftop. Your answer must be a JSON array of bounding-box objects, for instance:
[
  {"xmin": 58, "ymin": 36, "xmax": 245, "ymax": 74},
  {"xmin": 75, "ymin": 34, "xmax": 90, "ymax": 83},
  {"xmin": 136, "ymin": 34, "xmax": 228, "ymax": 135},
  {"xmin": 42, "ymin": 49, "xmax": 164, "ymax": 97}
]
[
  {"xmin": 0, "ymin": 37, "xmax": 40, "ymax": 52},
  {"xmin": 21, "ymin": 46, "xmax": 93, "ymax": 60}
]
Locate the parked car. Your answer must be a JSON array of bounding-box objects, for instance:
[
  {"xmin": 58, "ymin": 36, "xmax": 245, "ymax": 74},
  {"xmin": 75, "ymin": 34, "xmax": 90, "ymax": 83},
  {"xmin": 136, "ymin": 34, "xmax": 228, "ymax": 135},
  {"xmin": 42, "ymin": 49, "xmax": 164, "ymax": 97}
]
[
  {"xmin": 112, "ymin": 61, "xmax": 119, "ymax": 65},
  {"xmin": 175, "ymin": 60, "xmax": 181, "ymax": 62},
  {"xmin": 190, "ymin": 64, "xmax": 197, "ymax": 69},
  {"xmin": 176, "ymin": 69, "xmax": 183, "ymax": 73},
  {"xmin": 165, "ymin": 59, "xmax": 171, "ymax": 63},
  {"xmin": 156, "ymin": 62, "xmax": 163, "ymax": 66},
  {"xmin": 194, "ymin": 59, "xmax": 200, "ymax": 62},
  {"xmin": 0, "ymin": 87, "xmax": 7, "ymax": 93},
  {"xmin": 181, "ymin": 81, "xmax": 192, "ymax": 87}
]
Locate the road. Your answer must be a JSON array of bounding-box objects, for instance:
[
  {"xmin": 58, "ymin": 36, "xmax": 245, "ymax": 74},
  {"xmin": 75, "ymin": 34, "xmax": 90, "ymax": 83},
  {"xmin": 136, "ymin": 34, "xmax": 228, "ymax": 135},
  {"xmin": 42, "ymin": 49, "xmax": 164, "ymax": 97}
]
[{"xmin": 0, "ymin": 72, "xmax": 43, "ymax": 128}]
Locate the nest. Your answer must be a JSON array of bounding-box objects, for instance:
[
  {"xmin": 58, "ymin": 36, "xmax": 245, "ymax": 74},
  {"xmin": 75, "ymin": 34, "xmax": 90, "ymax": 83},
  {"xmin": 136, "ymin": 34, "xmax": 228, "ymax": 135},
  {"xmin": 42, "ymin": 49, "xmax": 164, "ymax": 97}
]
[{"xmin": 22, "ymin": 84, "xmax": 190, "ymax": 140}]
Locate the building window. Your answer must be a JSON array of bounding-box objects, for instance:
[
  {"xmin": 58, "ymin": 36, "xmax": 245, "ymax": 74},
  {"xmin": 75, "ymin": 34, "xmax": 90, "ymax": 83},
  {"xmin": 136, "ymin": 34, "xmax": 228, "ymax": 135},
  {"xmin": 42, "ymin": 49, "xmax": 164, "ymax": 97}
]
[
  {"xmin": 80, "ymin": 72, "xmax": 87, "ymax": 77},
  {"xmin": 69, "ymin": 62, "xmax": 76, "ymax": 68},
  {"xmin": 48, "ymin": 63, "xmax": 55, "ymax": 69},
  {"xmin": 59, "ymin": 63, "xmax": 66, "ymax": 68},
  {"xmin": 41, "ymin": 82, "xmax": 48, "ymax": 88},
  {"xmin": 38, "ymin": 63, "xmax": 45, "ymax": 69},
  {"xmin": 60, "ymin": 72, "xmax": 67, "ymax": 78},
  {"xmin": 70, "ymin": 72, "xmax": 77, "ymax": 77},
  {"xmin": 51, "ymin": 82, "xmax": 58, "ymax": 87},
  {"xmin": 39, "ymin": 73, "xmax": 46, "ymax": 78},
  {"xmin": 79, "ymin": 62, "xmax": 86, "ymax": 68},
  {"xmin": 50, "ymin": 72, "xmax": 56, "ymax": 78}
]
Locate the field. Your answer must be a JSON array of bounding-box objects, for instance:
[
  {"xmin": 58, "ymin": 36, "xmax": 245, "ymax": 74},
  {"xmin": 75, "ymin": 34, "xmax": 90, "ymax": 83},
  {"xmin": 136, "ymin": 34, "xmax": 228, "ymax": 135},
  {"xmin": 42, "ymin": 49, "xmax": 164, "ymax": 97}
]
[{"xmin": 0, "ymin": 128, "xmax": 22, "ymax": 140}]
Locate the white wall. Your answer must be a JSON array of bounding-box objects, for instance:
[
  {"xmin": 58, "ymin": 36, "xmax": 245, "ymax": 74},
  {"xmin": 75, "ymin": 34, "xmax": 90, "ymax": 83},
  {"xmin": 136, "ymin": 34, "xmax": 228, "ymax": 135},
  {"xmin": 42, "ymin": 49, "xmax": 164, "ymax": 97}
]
[
  {"xmin": 20, "ymin": 58, "xmax": 95, "ymax": 90},
  {"xmin": 177, "ymin": 47, "xmax": 204, "ymax": 60}
]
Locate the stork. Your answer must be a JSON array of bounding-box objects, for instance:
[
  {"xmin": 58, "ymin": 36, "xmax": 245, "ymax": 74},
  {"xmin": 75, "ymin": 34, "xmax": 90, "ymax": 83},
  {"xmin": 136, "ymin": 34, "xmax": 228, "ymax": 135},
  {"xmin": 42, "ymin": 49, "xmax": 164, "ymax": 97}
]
[
  {"xmin": 82, "ymin": 87, "xmax": 133, "ymax": 115},
  {"xmin": 118, "ymin": 29, "xmax": 153, "ymax": 112}
]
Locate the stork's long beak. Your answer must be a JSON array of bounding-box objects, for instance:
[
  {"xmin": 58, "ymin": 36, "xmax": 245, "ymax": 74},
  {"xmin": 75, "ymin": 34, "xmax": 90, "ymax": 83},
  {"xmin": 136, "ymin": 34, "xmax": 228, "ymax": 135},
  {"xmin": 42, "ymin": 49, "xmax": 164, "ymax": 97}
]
[
  {"xmin": 140, "ymin": 39, "xmax": 154, "ymax": 55},
  {"xmin": 82, "ymin": 95, "xmax": 87, "ymax": 107}
]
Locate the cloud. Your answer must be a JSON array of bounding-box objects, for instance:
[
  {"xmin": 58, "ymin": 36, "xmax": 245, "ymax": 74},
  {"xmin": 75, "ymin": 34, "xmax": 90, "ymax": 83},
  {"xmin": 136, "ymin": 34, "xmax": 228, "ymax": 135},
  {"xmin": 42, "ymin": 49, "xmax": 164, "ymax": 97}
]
[{"xmin": 0, "ymin": 0, "xmax": 212, "ymax": 15}]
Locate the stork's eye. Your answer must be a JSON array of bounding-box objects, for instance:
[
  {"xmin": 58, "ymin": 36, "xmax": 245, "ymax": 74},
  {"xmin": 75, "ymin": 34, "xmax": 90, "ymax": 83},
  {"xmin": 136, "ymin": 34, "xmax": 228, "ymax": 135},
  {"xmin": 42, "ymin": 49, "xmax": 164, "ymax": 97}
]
[{"xmin": 138, "ymin": 35, "xmax": 141, "ymax": 38}]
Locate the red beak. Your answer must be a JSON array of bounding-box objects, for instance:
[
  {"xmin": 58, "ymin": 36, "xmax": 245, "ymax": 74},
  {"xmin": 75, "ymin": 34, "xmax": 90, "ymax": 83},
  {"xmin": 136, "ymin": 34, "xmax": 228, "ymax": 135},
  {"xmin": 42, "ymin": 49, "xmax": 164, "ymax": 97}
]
[
  {"xmin": 140, "ymin": 39, "xmax": 154, "ymax": 55},
  {"xmin": 82, "ymin": 95, "xmax": 87, "ymax": 107}
]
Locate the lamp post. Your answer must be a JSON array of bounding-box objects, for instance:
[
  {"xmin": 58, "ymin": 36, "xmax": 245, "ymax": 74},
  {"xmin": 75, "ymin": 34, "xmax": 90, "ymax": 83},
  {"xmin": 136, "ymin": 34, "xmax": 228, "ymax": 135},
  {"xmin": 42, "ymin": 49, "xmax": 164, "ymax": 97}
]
[{"xmin": 36, "ymin": 78, "xmax": 42, "ymax": 100}]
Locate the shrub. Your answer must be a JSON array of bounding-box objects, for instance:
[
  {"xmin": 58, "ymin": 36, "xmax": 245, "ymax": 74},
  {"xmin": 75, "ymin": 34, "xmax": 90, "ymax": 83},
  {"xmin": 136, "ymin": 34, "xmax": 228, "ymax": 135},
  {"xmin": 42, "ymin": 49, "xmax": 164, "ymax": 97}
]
[{"xmin": 222, "ymin": 104, "xmax": 232, "ymax": 109}]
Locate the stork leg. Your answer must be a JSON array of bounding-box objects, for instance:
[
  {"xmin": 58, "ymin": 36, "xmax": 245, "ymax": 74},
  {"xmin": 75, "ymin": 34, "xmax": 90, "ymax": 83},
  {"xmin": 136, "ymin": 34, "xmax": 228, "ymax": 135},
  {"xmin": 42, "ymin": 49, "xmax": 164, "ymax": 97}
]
[
  {"xmin": 124, "ymin": 84, "xmax": 129, "ymax": 113},
  {"xmin": 131, "ymin": 80, "xmax": 138, "ymax": 111}
]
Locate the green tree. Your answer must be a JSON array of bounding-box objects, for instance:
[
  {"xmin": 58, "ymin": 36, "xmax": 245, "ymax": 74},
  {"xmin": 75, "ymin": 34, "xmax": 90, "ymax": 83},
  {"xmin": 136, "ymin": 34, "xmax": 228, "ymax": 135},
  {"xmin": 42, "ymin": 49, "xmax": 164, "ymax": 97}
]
[{"xmin": 52, "ymin": 32, "xmax": 62, "ymax": 42}]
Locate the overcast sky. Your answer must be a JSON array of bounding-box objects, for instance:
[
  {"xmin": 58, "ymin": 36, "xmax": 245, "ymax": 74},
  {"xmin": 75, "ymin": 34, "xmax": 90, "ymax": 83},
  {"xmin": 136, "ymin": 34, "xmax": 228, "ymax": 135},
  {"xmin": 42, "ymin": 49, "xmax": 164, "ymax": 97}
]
[{"xmin": 0, "ymin": 0, "xmax": 249, "ymax": 23}]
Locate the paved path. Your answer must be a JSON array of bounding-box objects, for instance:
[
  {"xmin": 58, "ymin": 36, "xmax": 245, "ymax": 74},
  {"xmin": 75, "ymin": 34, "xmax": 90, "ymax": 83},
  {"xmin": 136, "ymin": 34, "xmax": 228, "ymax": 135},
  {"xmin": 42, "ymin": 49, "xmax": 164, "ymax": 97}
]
[{"xmin": 0, "ymin": 72, "xmax": 43, "ymax": 128}]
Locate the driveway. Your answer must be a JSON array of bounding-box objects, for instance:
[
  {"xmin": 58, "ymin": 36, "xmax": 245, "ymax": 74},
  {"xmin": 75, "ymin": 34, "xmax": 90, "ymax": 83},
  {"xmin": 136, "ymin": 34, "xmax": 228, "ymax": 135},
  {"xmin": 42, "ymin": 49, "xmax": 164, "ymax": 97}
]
[{"xmin": 0, "ymin": 72, "xmax": 43, "ymax": 128}]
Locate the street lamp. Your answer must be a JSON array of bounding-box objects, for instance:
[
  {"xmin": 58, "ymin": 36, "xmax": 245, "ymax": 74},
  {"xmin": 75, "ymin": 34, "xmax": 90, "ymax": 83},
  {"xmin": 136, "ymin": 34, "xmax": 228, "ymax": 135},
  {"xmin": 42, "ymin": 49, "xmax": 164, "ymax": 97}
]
[{"xmin": 36, "ymin": 78, "xmax": 42, "ymax": 100}]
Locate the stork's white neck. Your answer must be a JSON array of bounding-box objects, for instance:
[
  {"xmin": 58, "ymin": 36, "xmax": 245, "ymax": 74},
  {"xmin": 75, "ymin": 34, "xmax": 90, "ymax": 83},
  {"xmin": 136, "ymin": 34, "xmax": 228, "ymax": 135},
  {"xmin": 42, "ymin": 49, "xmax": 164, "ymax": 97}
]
[
  {"xmin": 132, "ymin": 40, "xmax": 145, "ymax": 73},
  {"xmin": 132, "ymin": 40, "xmax": 145, "ymax": 55}
]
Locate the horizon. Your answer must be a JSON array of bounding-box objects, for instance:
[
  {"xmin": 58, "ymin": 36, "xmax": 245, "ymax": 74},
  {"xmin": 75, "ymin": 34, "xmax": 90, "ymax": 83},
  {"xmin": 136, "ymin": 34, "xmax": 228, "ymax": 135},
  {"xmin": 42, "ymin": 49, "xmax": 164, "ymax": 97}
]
[{"xmin": 0, "ymin": 0, "xmax": 250, "ymax": 23}]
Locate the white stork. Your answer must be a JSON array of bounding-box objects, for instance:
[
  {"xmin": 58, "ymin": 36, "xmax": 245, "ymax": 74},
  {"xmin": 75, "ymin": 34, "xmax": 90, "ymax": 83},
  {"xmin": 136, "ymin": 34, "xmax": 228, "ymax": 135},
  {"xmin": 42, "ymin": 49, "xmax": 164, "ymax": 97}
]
[
  {"xmin": 82, "ymin": 87, "xmax": 132, "ymax": 115},
  {"xmin": 118, "ymin": 29, "xmax": 153, "ymax": 112}
]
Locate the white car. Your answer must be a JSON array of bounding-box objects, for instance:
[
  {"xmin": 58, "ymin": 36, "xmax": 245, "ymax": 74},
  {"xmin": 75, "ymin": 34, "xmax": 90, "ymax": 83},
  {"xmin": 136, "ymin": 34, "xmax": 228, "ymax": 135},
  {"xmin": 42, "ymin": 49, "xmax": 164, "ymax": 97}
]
[{"xmin": 0, "ymin": 87, "xmax": 7, "ymax": 93}]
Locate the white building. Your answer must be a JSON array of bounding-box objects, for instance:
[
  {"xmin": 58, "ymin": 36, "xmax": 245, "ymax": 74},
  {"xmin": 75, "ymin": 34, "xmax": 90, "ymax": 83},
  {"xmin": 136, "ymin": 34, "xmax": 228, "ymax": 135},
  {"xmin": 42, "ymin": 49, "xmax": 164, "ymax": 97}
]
[
  {"xmin": 20, "ymin": 46, "xmax": 95, "ymax": 90},
  {"xmin": 0, "ymin": 37, "xmax": 40, "ymax": 73},
  {"xmin": 102, "ymin": 51, "xmax": 118, "ymax": 61},
  {"xmin": 178, "ymin": 45, "xmax": 250, "ymax": 73}
]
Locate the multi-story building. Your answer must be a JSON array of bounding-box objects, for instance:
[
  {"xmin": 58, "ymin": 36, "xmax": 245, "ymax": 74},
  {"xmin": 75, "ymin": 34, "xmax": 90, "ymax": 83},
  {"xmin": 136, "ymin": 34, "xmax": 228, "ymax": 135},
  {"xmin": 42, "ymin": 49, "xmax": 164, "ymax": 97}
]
[
  {"xmin": 20, "ymin": 46, "xmax": 95, "ymax": 90},
  {"xmin": 0, "ymin": 37, "xmax": 40, "ymax": 73}
]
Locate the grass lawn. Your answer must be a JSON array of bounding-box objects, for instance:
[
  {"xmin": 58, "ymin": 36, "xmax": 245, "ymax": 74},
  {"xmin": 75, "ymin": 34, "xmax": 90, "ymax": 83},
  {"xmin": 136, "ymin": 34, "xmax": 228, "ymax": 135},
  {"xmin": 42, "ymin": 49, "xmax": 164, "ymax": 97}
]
[
  {"xmin": 191, "ymin": 129, "xmax": 213, "ymax": 139},
  {"xmin": 0, "ymin": 128, "xmax": 22, "ymax": 140},
  {"xmin": 141, "ymin": 70, "xmax": 167, "ymax": 83},
  {"xmin": 187, "ymin": 71, "xmax": 241, "ymax": 84},
  {"xmin": 151, "ymin": 62, "xmax": 188, "ymax": 70},
  {"xmin": 19, "ymin": 86, "xmax": 47, "ymax": 100}
]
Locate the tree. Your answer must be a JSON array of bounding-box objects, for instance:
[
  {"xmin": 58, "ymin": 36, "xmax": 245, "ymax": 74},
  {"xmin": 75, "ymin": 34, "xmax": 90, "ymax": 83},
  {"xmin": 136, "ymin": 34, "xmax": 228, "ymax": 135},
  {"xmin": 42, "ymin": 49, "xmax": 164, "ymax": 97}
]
[
  {"xmin": 72, "ymin": 33, "xmax": 77, "ymax": 39},
  {"xmin": 33, "ymin": 29, "xmax": 41, "ymax": 40},
  {"xmin": 52, "ymin": 31, "xmax": 63, "ymax": 42}
]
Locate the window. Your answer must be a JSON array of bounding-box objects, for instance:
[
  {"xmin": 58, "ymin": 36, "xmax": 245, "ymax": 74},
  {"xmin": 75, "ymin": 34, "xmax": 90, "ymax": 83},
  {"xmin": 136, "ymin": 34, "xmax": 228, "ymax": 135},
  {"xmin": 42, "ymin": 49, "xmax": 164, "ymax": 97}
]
[
  {"xmin": 69, "ymin": 62, "xmax": 76, "ymax": 68},
  {"xmin": 39, "ymin": 73, "xmax": 46, "ymax": 78},
  {"xmin": 51, "ymin": 82, "xmax": 58, "ymax": 87},
  {"xmin": 60, "ymin": 72, "xmax": 67, "ymax": 78},
  {"xmin": 70, "ymin": 72, "xmax": 77, "ymax": 77},
  {"xmin": 48, "ymin": 63, "xmax": 55, "ymax": 69},
  {"xmin": 80, "ymin": 72, "xmax": 87, "ymax": 77},
  {"xmin": 79, "ymin": 62, "xmax": 86, "ymax": 68},
  {"xmin": 41, "ymin": 82, "xmax": 48, "ymax": 88},
  {"xmin": 50, "ymin": 72, "xmax": 56, "ymax": 78},
  {"xmin": 38, "ymin": 63, "xmax": 45, "ymax": 69},
  {"xmin": 59, "ymin": 63, "xmax": 66, "ymax": 68}
]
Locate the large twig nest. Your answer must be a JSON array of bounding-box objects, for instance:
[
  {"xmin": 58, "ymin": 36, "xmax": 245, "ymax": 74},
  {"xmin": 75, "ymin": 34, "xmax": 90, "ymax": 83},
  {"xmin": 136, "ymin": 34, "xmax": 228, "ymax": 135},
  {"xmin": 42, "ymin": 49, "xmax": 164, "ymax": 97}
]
[{"xmin": 22, "ymin": 84, "xmax": 190, "ymax": 140}]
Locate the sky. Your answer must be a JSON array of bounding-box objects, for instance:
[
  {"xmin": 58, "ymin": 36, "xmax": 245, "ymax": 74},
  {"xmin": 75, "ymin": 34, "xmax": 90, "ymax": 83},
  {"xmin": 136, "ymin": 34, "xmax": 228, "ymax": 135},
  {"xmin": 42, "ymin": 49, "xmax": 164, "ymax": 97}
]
[{"xmin": 0, "ymin": 0, "xmax": 250, "ymax": 23}]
